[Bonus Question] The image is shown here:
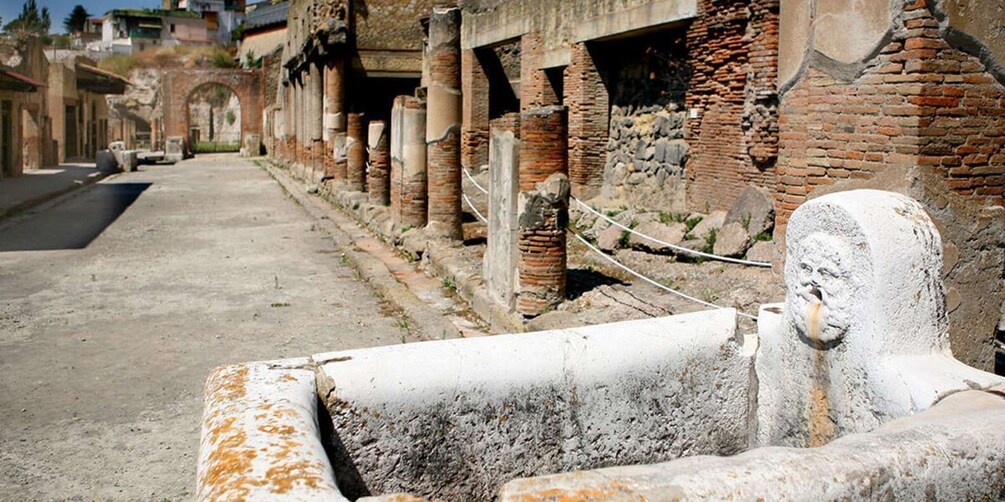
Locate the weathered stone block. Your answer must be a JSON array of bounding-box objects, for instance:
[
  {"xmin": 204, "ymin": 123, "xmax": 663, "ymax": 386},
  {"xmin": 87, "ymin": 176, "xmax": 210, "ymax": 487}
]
[
  {"xmin": 712, "ymin": 221, "xmax": 750, "ymax": 257},
  {"xmin": 485, "ymin": 120, "xmax": 520, "ymax": 310},
  {"xmin": 690, "ymin": 210, "xmax": 726, "ymax": 240},
  {"xmin": 96, "ymin": 150, "xmax": 120, "ymax": 172},
  {"xmin": 628, "ymin": 221, "xmax": 686, "ymax": 253},
  {"xmin": 724, "ymin": 185, "xmax": 776, "ymax": 236}
]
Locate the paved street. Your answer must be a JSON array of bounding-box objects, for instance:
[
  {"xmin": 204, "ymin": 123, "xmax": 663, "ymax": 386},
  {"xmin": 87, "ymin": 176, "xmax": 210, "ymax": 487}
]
[{"xmin": 0, "ymin": 154, "xmax": 410, "ymax": 500}]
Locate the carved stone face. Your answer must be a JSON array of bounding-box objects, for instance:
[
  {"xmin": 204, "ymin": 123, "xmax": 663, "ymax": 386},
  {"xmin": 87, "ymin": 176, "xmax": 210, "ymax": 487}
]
[{"xmin": 786, "ymin": 232, "xmax": 864, "ymax": 345}]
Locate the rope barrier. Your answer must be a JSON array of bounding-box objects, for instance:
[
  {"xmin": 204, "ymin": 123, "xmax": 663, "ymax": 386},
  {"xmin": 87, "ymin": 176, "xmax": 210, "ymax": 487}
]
[
  {"xmin": 463, "ymin": 193, "xmax": 488, "ymax": 224},
  {"xmin": 571, "ymin": 199, "xmax": 772, "ymax": 267},
  {"xmin": 461, "ymin": 167, "xmax": 758, "ymax": 320},
  {"xmin": 462, "ymin": 167, "xmax": 486, "ymax": 192}
]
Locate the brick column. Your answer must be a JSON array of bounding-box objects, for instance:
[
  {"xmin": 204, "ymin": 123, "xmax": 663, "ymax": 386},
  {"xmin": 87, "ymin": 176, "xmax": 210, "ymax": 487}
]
[
  {"xmin": 367, "ymin": 120, "xmax": 390, "ymax": 205},
  {"xmin": 298, "ymin": 76, "xmax": 308, "ymax": 166},
  {"xmin": 516, "ymin": 106, "xmax": 569, "ymax": 317},
  {"xmin": 461, "ymin": 48, "xmax": 489, "ymax": 170},
  {"xmin": 566, "ymin": 42, "xmax": 608, "ymax": 199},
  {"xmin": 292, "ymin": 78, "xmax": 302, "ymax": 164},
  {"xmin": 391, "ymin": 95, "xmax": 428, "ymax": 228},
  {"xmin": 308, "ymin": 63, "xmax": 324, "ymax": 176},
  {"xmin": 425, "ymin": 5, "xmax": 463, "ymax": 240},
  {"xmin": 346, "ymin": 112, "xmax": 367, "ymax": 192},
  {"xmin": 325, "ymin": 56, "xmax": 347, "ymax": 182}
]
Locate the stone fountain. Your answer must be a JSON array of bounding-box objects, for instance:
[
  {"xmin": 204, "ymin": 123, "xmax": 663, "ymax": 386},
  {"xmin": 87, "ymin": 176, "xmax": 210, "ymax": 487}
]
[{"xmin": 196, "ymin": 189, "xmax": 1005, "ymax": 501}]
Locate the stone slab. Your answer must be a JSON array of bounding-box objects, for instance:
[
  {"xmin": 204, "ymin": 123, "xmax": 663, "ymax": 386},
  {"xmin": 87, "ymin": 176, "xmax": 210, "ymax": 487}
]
[
  {"xmin": 196, "ymin": 359, "xmax": 346, "ymax": 501},
  {"xmin": 314, "ymin": 309, "xmax": 751, "ymax": 501},
  {"xmin": 499, "ymin": 389, "xmax": 1005, "ymax": 500},
  {"xmin": 485, "ymin": 127, "xmax": 520, "ymax": 309}
]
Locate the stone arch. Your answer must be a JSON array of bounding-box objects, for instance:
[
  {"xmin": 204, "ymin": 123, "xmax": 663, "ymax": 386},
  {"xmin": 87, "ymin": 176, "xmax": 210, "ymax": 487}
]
[{"xmin": 162, "ymin": 69, "xmax": 262, "ymax": 156}]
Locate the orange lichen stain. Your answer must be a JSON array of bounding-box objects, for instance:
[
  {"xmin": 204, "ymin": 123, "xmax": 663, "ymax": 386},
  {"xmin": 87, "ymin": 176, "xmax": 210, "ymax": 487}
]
[
  {"xmin": 807, "ymin": 299, "xmax": 834, "ymax": 447},
  {"xmin": 264, "ymin": 460, "xmax": 328, "ymax": 494},
  {"xmin": 511, "ymin": 479, "xmax": 640, "ymax": 502},
  {"xmin": 281, "ymin": 374, "xmax": 298, "ymax": 382},
  {"xmin": 205, "ymin": 365, "xmax": 249, "ymax": 409},
  {"xmin": 258, "ymin": 424, "xmax": 296, "ymax": 435}
]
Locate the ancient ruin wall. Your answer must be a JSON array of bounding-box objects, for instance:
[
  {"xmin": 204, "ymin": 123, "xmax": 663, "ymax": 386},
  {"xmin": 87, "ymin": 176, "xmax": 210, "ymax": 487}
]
[
  {"xmin": 776, "ymin": 0, "xmax": 1005, "ymax": 371},
  {"xmin": 684, "ymin": 0, "xmax": 779, "ymax": 212},
  {"xmin": 600, "ymin": 33, "xmax": 690, "ymax": 212}
]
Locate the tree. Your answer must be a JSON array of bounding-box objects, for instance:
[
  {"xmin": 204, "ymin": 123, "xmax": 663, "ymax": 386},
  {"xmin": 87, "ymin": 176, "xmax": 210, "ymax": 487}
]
[
  {"xmin": 63, "ymin": 5, "xmax": 90, "ymax": 34},
  {"xmin": 4, "ymin": 0, "xmax": 51, "ymax": 35}
]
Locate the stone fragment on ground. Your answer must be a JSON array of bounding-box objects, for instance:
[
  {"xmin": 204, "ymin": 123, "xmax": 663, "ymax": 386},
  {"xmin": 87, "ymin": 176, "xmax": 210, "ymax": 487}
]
[
  {"xmin": 724, "ymin": 186, "xmax": 775, "ymax": 236},
  {"xmin": 690, "ymin": 210, "xmax": 726, "ymax": 240},
  {"xmin": 597, "ymin": 225, "xmax": 623, "ymax": 252},
  {"xmin": 713, "ymin": 222, "xmax": 750, "ymax": 257},
  {"xmin": 746, "ymin": 240, "xmax": 775, "ymax": 263},
  {"xmin": 628, "ymin": 221, "xmax": 686, "ymax": 253}
]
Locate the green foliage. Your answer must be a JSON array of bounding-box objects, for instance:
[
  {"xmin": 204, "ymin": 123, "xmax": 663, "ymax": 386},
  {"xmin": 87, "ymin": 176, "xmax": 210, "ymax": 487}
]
[
  {"xmin": 98, "ymin": 54, "xmax": 135, "ymax": 76},
  {"xmin": 658, "ymin": 211, "xmax": 688, "ymax": 224},
  {"xmin": 211, "ymin": 51, "xmax": 238, "ymax": 68},
  {"xmin": 192, "ymin": 141, "xmax": 240, "ymax": 153},
  {"xmin": 618, "ymin": 230, "xmax": 631, "ymax": 248},
  {"xmin": 242, "ymin": 50, "xmax": 263, "ymax": 69},
  {"xmin": 701, "ymin": 228, "xmax": 718, "ymax": 254},
  {"xmin": 441, "ymin": 277, "xmax": 456, "ymax": 292},
  {"xmin": 685, "ymin": 215, "xmax": 702, "ymax": 233},
  {"xmin": 225, "ymin": 110, "xmax": 236, "ymax": 126},
  {"xmin": 740, "ymin": 213, "xmax": 752, "ymax": 232},
  {"xmin": 63, "ymin": 5, "xmax": 90, "ymax": 34},
  {"xmin": 753, "ymin": 231, "xmax": 772, "ymax": 242},
  {"xmin": 5, "ymin": 0, "xmax": 51, "ymax": 34}
]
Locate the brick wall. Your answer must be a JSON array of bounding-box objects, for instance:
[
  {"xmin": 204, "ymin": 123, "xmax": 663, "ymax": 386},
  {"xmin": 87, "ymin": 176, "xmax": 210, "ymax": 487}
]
[
  {"xmin": 776, "ymin": 0, "xmax": 1005, "ymax": 228},
  {"xmin": 520, "ymin": 32, "xmax": 561, "ymax": 110},
  {"xmin": 461, "ymin": 49, "xmax": 490, "ymax": 171},
  {"xmin": 565, "ymin": 42, "xmax": 608, "ymax": 199},
  {"xmin": 684, "ymin": 0, "xmax": 779, "ymax": 212}
]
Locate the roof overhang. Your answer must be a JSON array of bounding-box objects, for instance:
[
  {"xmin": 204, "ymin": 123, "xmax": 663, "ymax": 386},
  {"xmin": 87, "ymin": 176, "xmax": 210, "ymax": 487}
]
[
  {"xmin": 0, "ymin": 69, "xmax": 45, "ymax": 92},
  {"xmin": 76, "ymin": 63, "xmax": 132, "ymax": 94}
]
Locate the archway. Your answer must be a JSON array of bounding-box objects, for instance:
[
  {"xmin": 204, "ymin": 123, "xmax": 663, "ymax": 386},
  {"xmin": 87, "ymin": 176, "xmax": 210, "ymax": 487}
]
[
  {"xmin": 186, "ymin": 83, "xmax": 242, "ymax": 153},
  {"xmin": 161, "ymin": 68, "xmax": 262, "ymax": 157}
]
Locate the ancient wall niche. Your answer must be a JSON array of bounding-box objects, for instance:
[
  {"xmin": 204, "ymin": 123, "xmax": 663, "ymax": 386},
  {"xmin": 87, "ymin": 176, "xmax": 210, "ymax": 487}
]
[{"xmin": 598, "ymin": 31, "xmax": 690, "ymax": 213}]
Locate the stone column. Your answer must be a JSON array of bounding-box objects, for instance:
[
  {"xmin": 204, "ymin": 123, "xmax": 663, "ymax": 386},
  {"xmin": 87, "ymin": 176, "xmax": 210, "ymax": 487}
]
[
  {"xmin": 391, "ymin": 95, "xmax": 428, "ymax": 228},
  {"xmin": 484, "ymin": 113, "xmax": 520, "ymax": 310},
  {"xmin": 368, "ymin": 120, "xmax": 390, "ymax": 205},
  {"xmin": 425, "ymin": 5, "xmax": 463, "ymax": 240},
  {"xmin": 297, "ymin": 76, "xmax": 306, "ymax": 166},
  {"xmin": 308, "ymin": 63, "xmax": 324, "ymax": 177},
  {"xmin": 516, "ymin": 106, "xmax": 569, "ymax": 317},
  {"xmin": 566, "ymin": 42, "xmax": 607, "ymax": 199},
  {"xmin": 325, "ymin": 57, "xmax": 347, "ymax": 182},
  {"xmin": 346, "ymin": 112, "xmax": 367, "ymax": 192},
  {"xmin": 461, "ymin": 48, "xmax": 489, "ymax": 171}
]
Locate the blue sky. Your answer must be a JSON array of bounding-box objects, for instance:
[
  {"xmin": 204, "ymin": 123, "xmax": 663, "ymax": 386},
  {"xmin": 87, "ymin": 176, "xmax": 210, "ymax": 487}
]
[{"xmin": 0, "ymin": 0, "xmax": 162, "ymax": 34}]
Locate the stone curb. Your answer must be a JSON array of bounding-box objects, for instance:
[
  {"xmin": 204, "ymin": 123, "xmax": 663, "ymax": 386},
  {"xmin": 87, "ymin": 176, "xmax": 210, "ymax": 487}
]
[
  {"xmin": 262, "ymin": 161, "xmax": 465, "ymax": 341},
  {"xmin": 0, "ymin": 170, "xmax": 116, "ymax": 223},
  {"xmin": 270, "ymin": 160, "xmax": 527, "ymax": 335}
]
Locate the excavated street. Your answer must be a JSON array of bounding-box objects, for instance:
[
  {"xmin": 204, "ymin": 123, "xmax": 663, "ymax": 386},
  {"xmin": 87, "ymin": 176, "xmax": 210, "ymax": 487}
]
[{"xmin": 0, "ymin": 154, "xmax": 417, "ymax": 500}]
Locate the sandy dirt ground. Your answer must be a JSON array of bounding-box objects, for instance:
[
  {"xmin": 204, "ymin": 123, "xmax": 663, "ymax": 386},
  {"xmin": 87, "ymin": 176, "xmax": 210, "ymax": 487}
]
[{"xmin": 0, "ymin": 155, "xmax": 415, "ymax": 500}]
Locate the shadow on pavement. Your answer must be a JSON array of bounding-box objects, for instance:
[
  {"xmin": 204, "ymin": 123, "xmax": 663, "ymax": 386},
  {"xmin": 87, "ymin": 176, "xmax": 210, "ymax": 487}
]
[{"xmin": 0, "ymin": 183, "xmax": 151, "ymax": 252}]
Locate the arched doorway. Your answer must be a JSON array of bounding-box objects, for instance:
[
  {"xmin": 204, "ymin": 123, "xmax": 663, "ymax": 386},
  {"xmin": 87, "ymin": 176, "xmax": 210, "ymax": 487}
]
[
  {"xmin": 161, "ymin": 69, "xmax": 263, "ymax": 158},
  {"xmin": 186, "ymin": 83, "xmax": 242, "ymax": 153}
]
